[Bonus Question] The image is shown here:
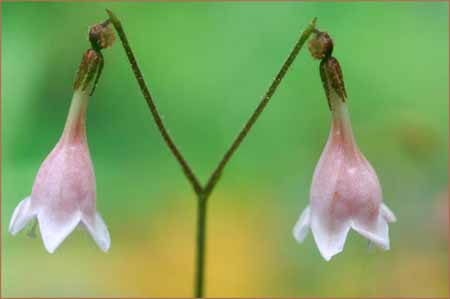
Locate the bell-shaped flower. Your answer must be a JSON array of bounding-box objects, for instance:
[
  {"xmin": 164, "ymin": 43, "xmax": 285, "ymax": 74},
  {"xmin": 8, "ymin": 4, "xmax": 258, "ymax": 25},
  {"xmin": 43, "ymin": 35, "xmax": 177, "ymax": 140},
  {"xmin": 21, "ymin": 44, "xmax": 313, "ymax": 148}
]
[
  {"xmin": 9, "ymin": 48, "xmax": 110, "ymax": 253},
  {"xmin": 293, "ymin": 45, "xmax": 396, "ymax": 261}
]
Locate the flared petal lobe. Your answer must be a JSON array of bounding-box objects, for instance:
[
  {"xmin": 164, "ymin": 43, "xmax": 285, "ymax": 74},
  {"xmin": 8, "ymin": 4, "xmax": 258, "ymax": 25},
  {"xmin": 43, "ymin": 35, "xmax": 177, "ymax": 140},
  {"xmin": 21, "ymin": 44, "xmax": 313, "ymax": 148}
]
[
  {"xmin": 38, "ymin": 209, "xmax": 82, "ymax": 253},
  {"xmin": 9, "ymin": 196, "xmax": 36, "ymax": 235},
  {"xmin": 82, "ymin": 212, "xmax": 111, "ymax": 252},
  {"xmin": 293, "ymin": 206, "xmax": 311, "ymax": 243},
  {"xmin": 310, "ymin": 210, "xmax": 351, "ymax": 261}
]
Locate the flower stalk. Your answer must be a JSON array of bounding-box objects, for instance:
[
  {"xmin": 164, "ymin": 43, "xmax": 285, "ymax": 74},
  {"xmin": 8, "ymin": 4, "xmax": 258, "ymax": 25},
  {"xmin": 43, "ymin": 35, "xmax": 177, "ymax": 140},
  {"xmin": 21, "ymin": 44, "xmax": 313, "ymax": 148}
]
[
  {"xmin": 106, "ymin": 9, "xmax": 203, "ymax": 195},
  {"xmin": 106, "ymin": 9, "xmax": 316, "ymax": 297}
]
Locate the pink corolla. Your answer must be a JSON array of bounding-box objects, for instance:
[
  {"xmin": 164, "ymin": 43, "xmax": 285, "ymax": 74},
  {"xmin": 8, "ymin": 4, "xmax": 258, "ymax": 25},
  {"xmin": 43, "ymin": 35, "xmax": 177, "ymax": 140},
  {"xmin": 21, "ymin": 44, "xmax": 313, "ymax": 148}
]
[
  {"xmin": 9, "ymin": 49, "xmax": 110, "ymax": 253},
  {"xmin": 293, "ymin": 34, "xmax": 396, "ymax": 261}
]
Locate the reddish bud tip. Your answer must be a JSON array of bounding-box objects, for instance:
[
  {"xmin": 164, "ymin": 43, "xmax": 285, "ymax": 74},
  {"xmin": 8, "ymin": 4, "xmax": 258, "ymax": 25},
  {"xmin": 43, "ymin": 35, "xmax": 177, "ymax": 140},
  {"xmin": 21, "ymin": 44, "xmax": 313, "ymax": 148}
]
[
  {"xmin": 89, "ymin": 21, "xmax": 115, "ymax": 51},
  {"xmin": 308, "ymin": 31, "xmax": 333, "ymax": 60}
]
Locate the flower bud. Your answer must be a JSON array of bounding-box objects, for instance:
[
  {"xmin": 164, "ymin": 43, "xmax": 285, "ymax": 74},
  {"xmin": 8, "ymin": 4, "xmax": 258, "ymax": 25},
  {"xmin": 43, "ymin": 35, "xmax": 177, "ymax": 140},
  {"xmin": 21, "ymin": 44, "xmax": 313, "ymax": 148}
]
[
  {"xmin": 73, "ymin": 49, "xmax": 102, "ymax": 92},
  {"xmin": 89, "ymin": 21, "xmax": 115, "ymax": 51},
  {"xmin": 308, "ymin": 31, "xmax": 333, "ymax": 60},
  {"xmin": 320, "ymin": 56, "xmax": 347, "ymax": 110}
]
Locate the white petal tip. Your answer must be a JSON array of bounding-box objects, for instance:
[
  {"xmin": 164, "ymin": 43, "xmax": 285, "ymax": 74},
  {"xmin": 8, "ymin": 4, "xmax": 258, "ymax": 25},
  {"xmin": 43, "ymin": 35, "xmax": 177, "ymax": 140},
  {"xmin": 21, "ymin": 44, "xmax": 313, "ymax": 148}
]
[
  {"xmin": 9, "ymin": 226, "xmax": 19, "ymax": 236},
  {"xmin": 96, "ymin": 235, "xmax": 111, "ymax": 252},
  {"xmin": 41, "ymin": 232, "xmax": 64, "ymax": 254},
  {"xmin": 310, "ymin": 214, "xmax": 351, "ymax": 262},
  {"xmin": 293, "ymin": 206, "xmax": 311, "ymax": 243},
  {"xmin": 318, "ymin": 242, "xmax": 344, "ymax": 261},
  {"xmin": 84, "ymin": 212, "xmax": 111, "ymax": 252},
  {"xmin": 44, "ymin": 245, "xmax": 57, "ymax": 254},
  {"xmin": 381, "ymin": 203, "xmax": 397, "ymax": 223},
  {"xmin": 321, "ymin": 254, "xmax": 334, "ymax": 262},
  {"xmin": 352, "ymin": 222, "xmax": 390, "ymax": 251},
  {"xmin": 38, "ymin": 211, "xmax": 81, "ymax": 254},
  {"xmin": 9, "ymin": 196, "xmax": 35, "ymax": 235}
]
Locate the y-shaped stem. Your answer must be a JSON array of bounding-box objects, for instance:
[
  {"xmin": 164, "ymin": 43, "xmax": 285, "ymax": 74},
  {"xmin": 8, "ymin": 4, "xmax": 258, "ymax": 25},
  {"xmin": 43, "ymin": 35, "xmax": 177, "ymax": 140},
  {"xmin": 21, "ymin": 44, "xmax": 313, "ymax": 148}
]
[{"xmin": 106, "ymin": 9, "xmax": 316, "ymax": 297}]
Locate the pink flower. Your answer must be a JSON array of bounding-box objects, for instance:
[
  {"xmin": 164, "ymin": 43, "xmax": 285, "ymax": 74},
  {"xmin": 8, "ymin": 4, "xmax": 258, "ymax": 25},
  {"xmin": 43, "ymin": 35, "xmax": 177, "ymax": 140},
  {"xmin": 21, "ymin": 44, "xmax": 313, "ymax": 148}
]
[
  {"xmin": 9, "ymin": 87, "xmax": 110, "ymax": 253},
  {"xmin": 293, "ymin": 89, "xmax": 396, "ymax": 261}
]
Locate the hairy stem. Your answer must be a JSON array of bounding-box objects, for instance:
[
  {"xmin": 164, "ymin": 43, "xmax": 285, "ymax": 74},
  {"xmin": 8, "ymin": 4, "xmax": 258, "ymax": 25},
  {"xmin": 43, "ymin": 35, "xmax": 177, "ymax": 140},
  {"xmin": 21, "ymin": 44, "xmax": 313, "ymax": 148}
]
[
  {"xmin": 106, "ymin": 9, "xmax": 203, "ymax": 195},
  {"xmin": 203, "ymin": 17, "xmax": 317, "ymax": 197}
]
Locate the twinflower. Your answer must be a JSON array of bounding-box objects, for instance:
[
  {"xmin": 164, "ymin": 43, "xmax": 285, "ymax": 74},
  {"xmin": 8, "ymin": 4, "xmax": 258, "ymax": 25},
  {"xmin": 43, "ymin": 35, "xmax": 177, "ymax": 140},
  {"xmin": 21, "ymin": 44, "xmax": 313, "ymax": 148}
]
[
  {"xmin": 293, "ymin": 31, "xmax": 396, "ymax": 261},
  {"xmin": 9, "ymin": 22, "xmax": 114, "ymax": 253}
]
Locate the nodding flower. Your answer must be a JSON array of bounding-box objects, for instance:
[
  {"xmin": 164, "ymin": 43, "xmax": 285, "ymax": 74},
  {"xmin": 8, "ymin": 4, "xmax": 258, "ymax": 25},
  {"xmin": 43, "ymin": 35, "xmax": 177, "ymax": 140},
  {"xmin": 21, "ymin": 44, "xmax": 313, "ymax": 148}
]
[
  {"xmin": 9, "ymin": 23, "xmax": 114, "ymax": 253},
  {"xmin": 293, "ymin": 31, "xmax": 396, "ymax": 261}
]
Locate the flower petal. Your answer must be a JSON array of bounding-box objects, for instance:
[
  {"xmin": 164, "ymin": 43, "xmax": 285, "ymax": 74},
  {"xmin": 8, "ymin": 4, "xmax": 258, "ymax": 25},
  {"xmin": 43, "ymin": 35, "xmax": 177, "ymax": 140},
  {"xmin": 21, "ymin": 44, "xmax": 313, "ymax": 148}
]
[
  {"xmin": 381, "ymin": 203, "xmax": 397, "ymax": 223},
  {"xmin": 38, "ymin": 209, "xmax": 81, "ymax": 253},
  {"xmin": 293, "ymin": 206, "xmax": 311, "ymax": 243},
  {"xmin": 82, "ymin": 212, "xmax": 110, "ymax": 252},
  {"xmin": 351, "ymin": 214, "xmax": 390, "ymax": 250},
  {"xmin": 310, "ymin": 212, "xmax": 351, "ymax": 261},
  {"xmin": 9, "ymin": 196, "xmax": 35, "ymax": 235}
]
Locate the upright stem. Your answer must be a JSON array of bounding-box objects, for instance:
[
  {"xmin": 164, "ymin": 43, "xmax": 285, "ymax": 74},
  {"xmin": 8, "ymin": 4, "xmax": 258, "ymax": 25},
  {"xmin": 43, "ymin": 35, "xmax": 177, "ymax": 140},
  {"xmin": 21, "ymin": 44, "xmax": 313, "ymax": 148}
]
[{"xmin": 195, "ymin": 193, "xmax": 208, "ymax": 298}]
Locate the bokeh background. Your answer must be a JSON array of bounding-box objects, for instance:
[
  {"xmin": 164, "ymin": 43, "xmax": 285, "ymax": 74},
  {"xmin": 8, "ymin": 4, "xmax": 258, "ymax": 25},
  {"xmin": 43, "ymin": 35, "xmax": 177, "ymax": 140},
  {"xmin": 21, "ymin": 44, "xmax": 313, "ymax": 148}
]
[{"xmin": 2, "ymin": 2, "xmax": 448, "ymax": 297}]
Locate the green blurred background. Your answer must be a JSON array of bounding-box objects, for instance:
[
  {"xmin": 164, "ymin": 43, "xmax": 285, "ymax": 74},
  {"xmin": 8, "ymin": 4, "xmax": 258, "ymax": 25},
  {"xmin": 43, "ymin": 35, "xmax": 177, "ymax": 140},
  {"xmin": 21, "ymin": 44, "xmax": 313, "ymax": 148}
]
[{"xmin": 2, "ymin": 2, "xmax": 448, "ymax": 297}]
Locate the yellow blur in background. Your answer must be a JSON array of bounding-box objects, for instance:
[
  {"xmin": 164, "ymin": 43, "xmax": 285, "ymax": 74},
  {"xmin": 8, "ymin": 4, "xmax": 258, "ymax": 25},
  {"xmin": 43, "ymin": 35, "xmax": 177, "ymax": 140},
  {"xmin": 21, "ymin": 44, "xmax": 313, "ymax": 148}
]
[{"xmin": 2, "ymin": 2, "xmax": 448, "ymax": 297}]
